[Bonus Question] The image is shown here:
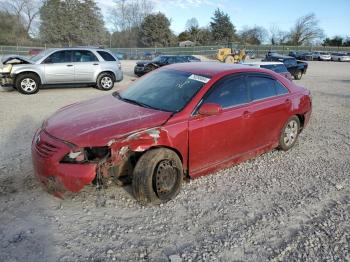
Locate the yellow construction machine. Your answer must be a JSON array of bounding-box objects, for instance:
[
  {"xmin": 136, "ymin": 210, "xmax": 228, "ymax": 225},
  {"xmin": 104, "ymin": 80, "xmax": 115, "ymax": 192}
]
[{"xmin": 216, "ymin": 48, "xmax": 246, "ymax": 63}]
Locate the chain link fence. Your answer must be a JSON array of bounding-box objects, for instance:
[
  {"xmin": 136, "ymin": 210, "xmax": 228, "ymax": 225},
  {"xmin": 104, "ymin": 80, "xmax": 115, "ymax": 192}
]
[{"xmin": 1, "ymin": 44, "xmax": 350, "ymax": 59}]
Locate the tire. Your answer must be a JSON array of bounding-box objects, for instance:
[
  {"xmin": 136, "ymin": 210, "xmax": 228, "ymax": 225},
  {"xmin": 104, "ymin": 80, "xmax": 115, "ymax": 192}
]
[
  {"xmin": 15, "ymin": 73, "xmax": 40, "ymax": 94},
  {"xmin": 294, "ymin": 70, "xmax": 302, "ymax": 80},
  {"xmin": 338, "ymin": 58, "xmax": 341, "ymax": 62},
  {"xmin": 279, "ymin": 116, "xmax": 300, "ymax": 151},
  {"xmin": 132, "ymin": 148, "xmax": 183, "ymax": 204},
  {"xmin": 96, "ymin": 72, "xmax": 114, "ymax": 91}
]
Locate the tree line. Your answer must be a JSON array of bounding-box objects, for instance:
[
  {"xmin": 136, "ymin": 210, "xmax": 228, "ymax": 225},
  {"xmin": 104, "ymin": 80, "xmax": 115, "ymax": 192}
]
[{"xmin": 0, "ymin": 0, "xmax": 349, "ymax": 48}]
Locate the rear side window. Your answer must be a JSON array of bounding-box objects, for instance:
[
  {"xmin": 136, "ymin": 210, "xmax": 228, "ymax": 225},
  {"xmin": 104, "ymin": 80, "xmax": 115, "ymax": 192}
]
[
  {"xmin": 73, "ymin": 50, "xmax": 98, "ymax": 62},
  {"xmin": 275, "ymin": 81, "xmax": 289, "ymax": 95},
  {"xmin": 248, "ymin": 76, "xmax": 276, "ymax": 100},
  {"xmin": 97, "ymin": 51, "xmax": 116, "ymax": 61},
  {"xmin": 205, "ymin": 76, "xmax": 249, "ymax": 108}
]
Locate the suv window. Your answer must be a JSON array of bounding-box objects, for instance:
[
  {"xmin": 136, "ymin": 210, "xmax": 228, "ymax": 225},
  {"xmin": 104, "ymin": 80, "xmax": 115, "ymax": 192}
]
[
  {"xmin": 204, "ymin": 76, "xmax": 249, "ymax": 108},
  {"xmin": 247, "ymin": 76, "xmax": 276, "ymax": 101},
  {"xmin": 284, "ymin": 58, "xmax": 297, "ymax": 67},
  {"xmin": 97, "ymin": 51, "xmax": 116, "ymax": 61},
  {"xmin": 44, "ymin": 50, "xmax": 72, "ymax": 63},
  {"xmin": 176, "ymin": 56, "xmax": 187, "ymax": 63},
  {"xmin": 73, "ymin": 50, "xmax": 98, "ymax": 62}
]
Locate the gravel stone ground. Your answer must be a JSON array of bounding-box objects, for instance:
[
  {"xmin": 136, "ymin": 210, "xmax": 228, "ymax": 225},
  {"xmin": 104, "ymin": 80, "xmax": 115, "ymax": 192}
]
[{"xmin": 0, "ymin": 60, "xmax": 349, "ymax": 262}]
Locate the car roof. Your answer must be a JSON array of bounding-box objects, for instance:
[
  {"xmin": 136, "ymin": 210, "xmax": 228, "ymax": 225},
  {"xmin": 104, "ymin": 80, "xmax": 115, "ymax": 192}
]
[
  {"xmin": 45, "ymin": 47, "xmax": 111, "ymax": 52},
  {"xmin": 244, "ymin": 61, "xmax": 284, "ymax": 66},
  {"xmin": 270, "ymin": 54, "xmax": 294, "ymax": 59},
  {"xmin": 163, "ymin": 62, "xmax": 265, "ymax": 77}
]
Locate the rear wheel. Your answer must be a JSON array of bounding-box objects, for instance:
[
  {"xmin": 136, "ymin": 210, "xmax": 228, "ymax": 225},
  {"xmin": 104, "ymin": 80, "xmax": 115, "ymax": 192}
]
[
  {"xmin": 132, "ymin": 148, "xmax": 183, "ymax": 204},
  {"xmin": 15, "ymin": 73, "xmax": 40, "ymax": 94},
  {"xmin": 294, "ymin": 70, "xmax": 302, "ymax": 80},
  {"xmin": 279, "ymin": 116, "xmax": 300, "ymax": 151},
  {"xmin": 97, "ymin": 73, "xmax": 114, "ymax": 91}
]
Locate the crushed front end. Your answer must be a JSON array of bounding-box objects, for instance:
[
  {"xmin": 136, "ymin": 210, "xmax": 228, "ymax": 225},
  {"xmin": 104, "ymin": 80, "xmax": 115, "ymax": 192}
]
[
  {"xmin": 0, "ymin": 64, "xmax": 14, "ymax": 87},
  {"xmin": 31, "ymin": 129, "xmax": 99, "ymax": 197}
]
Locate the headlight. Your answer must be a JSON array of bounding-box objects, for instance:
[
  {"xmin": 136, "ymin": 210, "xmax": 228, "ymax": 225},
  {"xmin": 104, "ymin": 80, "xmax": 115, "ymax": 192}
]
[
  {"xmin": 61, "ymin": 148, "xmax": 86, "ymax": 163},
  {"xmin": 60, "ymin": 147, "xmax": 110, "ymax": 163}
]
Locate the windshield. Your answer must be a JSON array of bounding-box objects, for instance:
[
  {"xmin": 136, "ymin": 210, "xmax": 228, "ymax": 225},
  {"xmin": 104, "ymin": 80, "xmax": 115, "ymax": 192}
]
[
  {"xmin": 261, "ymin": 64, "xmax": 287, "ymax": 73},
  {"xmin": 119, "ymin": 69, "xmax": 210, "ymax": 112},
  {"xmin": 152, "ymin": 56, "xmax": 166, "ymax": 63},
  {"xmin": 30, "ymin": 50, "xmax": 51, "ymax": 62}
]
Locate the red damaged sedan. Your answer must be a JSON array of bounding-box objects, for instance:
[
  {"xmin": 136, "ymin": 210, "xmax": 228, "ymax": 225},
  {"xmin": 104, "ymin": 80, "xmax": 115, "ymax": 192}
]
[{"xmin": 32, "ymin": 62, "xmax": 312, "ymax": 203}]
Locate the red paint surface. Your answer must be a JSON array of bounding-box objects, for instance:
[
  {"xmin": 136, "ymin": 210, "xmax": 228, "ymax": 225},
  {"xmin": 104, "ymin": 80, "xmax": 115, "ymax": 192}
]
[{"xmin": 32, "ymin": 63, "xmax": 312, "ymax": 195}]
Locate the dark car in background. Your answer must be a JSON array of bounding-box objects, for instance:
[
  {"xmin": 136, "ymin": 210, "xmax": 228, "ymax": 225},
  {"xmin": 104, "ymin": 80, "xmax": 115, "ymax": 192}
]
[
  {"xmin": 134, "ymin": 55, "xmax": 201, "ymax": 76},
  {"xmin": 289, "ymin": 51, "xmax": 313, "ymax": 61},
  {"xmin": 244, "ymin": 62, "xmax": 293, "ymax": 81},
  {"xmin": 263, "ymin": 54, "xmax": 308, "ymax": 80}
]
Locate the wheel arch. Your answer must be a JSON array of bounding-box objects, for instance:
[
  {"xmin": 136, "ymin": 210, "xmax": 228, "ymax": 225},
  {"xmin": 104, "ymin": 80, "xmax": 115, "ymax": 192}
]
[
  {"xmin": 15, "ymin": 71, "xmax": 42, "ymax": 84},
  {"xmin": 97, "ymin": 71, "xmax": 116, "ymax": 82}
]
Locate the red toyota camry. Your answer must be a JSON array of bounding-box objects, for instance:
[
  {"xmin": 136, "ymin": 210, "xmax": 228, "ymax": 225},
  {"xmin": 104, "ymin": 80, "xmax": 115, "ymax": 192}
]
[{"xmin": 32, "ymin": 62, "xmax": 312, "ymax": 203}]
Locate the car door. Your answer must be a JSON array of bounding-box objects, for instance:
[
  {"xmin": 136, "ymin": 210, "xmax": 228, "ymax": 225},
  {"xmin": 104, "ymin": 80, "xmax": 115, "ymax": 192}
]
[
  {"xmin": 244, "ymin": 74, "xmax": 291, "ymax": 149},
  {"xmin": 72, "ymin": 50, "xmax": 100, "ymax": 83},
  {"xmin": 188, "ymin": 75, "xmax": 251, "ymax": 173},
  {"xmin": 43, "ymin": 50, "xmax": 74, "ymax": 84}
]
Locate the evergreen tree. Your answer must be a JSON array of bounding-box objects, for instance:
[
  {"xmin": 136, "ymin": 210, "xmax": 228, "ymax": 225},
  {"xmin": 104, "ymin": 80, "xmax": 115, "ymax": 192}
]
[
  {"xmin": 138, "ymin": 12, "xmax": 172, "ymax": 47},
  {"xmin": 210, "ymin": 8, "xmax": 236, "ymax": 43},
  {"xmin": 39, "ymin": 0, "xmax": 107, "ymax": 46}
]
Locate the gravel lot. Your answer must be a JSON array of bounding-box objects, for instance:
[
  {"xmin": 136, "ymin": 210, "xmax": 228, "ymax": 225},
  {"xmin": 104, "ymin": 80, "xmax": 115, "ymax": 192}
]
[{"xmin": 0, "ymin": 60, "xmax": 350, "ymax": 262}]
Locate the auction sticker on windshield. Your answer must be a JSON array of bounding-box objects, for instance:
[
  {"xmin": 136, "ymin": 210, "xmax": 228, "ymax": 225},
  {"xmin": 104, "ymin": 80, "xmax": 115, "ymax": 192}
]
[{"xmin": 188, "ymin": 74, "xmax": 210, "ymax": 83}]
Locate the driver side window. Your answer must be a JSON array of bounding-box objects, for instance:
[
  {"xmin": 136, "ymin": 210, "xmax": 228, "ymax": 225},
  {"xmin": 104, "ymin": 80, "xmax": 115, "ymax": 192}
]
[
  {"xmin": 204, "ymin": 75, "xmax": 249, "ymax": 108},
  {"xmin": 44, "ymin": 50, "xmax": 72, "ymax": 64}
]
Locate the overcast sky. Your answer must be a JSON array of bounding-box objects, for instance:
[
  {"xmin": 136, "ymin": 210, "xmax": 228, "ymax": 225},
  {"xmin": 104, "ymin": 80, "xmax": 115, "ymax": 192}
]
[{"xmin": 96, "ymin": 0, "xmax": 350, "ymax": 38}]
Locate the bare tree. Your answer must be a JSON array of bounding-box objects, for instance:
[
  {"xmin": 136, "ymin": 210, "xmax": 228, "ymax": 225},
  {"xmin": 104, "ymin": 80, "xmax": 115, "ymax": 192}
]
[
  {"xmin": 289, "ymin": 13, "xmax": 324, "ymax": 45},
  {"xmin": 1, "ymin": 0, "xmax": 42, "ymax": 36},
  {"xmin": 185, "ymin": 17, "xmax": 199, "ymax": 42},
  {"xmin": 110, "ymin": 0, "xmax": 154, "ymax": 32},
  {"xmin": 239, "ymin": 26, "xmax": 268, "ymax": 45},
  {"xmin": 269, "ymin": 24, "xmax": 289, "ymax": 45}
]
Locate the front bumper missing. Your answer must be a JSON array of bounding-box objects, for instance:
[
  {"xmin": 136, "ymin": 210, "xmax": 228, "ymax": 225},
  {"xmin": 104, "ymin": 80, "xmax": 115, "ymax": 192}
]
[{"xmin": 31, "ymin": 129, "xmax": 98, "ymax": 197}]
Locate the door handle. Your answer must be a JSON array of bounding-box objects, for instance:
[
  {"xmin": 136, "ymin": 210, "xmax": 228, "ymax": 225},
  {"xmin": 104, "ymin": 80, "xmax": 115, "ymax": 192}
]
[
  {"xmin": 285, "ymin": 99, "xmax": 291, "ymax": 105},
  {"xmin": 93, "ymin": 63, "xmax": 99, "ymax": 65},
  {"xmin": 66, "ymin": 64, "xmax": 73, "ymax": 67},
  {"xmin": 242, "ymin": 111, "xmax": 251, "ymax": 119}
]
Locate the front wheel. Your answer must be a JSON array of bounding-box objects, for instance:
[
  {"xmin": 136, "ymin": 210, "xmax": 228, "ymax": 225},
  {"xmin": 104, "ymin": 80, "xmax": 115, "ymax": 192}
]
[
  {"xmin": 279, "ymin": 116, "xmax": 300, "ymax": 151},
  {"xmin": 96, "ymin": 73, "xmax": 114, "ymax": 91},
  {"xmin": 132, "ymin": 148, "xmax": 183, "ymax": 204},
  {"xmin": 15, "ymin": 73, "xmax": 40, "ymax": 94}
]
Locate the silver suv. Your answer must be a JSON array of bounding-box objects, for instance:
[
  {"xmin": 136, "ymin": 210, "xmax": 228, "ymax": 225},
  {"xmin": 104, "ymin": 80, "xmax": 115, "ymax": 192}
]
[{"xmin": 0, "ymin": 47, "xmax": 123, "ymax": 94}]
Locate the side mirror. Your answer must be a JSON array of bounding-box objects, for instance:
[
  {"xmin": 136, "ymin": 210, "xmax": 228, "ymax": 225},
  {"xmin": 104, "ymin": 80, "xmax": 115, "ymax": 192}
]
[{"xmin": 198, "ymin": 103, "xmax": 223, "ymax": 116}]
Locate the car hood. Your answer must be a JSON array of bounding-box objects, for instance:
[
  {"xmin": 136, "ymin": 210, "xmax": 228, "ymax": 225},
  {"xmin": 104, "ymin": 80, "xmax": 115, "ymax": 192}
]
[
  {"xmin": 1, "ymin": 55, "xmax": 33, "ymax": 65},
  {"xmin": 44, "ymin": 94, "xmax": 173, "ymax": 146},
  {"xmin": 136, "ymin": 61, "xmax": 149, "ymax": 66}
]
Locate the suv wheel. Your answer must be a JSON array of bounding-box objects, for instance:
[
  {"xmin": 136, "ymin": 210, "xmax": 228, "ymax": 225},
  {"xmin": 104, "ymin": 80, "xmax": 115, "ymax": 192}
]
[
  {"xmin": 97, "ymin": 73, "xmax": 114, "ymax": 91},
  {"xmin": 15, "ymin": 73, "xmax": 40, "ymax": 94}
]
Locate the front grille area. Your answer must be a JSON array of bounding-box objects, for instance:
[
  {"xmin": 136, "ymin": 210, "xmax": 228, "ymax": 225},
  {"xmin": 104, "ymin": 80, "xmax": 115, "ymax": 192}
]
[{"xmin": 35, "ymin": 140, "xmax": 59, "ymax": 158}]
